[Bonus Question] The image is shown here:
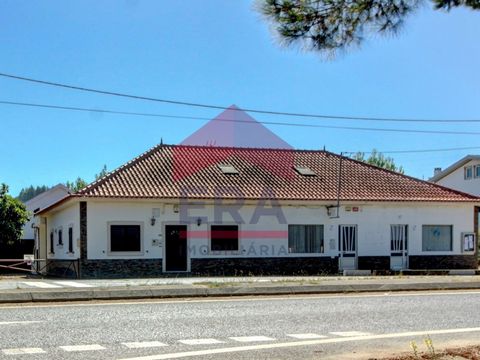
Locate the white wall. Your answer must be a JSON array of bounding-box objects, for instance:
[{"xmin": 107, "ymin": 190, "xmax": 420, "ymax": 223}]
[
  {"xmin": 46, "ymin": 203, "xmax": 80, "ymax": 260},
  {"xmin": 85, "ymin": 200, "xmax": 475, "ymax": 261},
  {"xmin": 437, "ymin": 160, "xmax": 480, "ymax": 196}
]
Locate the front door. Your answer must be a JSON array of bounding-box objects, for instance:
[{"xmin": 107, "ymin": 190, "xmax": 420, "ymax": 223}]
[
  {"xmin": 165, "ymin": 225, "xmax": 188, "ymax": 272},
  {"xmin": 339, "ymin": 225, "xmax": 357, "ymax": 271},
  {"xmin": 390, "ymin": 224, "xmax": 408, "ymax": 270}
]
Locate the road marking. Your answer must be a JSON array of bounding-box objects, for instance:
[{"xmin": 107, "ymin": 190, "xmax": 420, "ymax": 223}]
[
  {"xmin": 117, "ymin": 327, "xmax": 480, "ymax": 360},
  {"xmin": 3, "ymin": 290, "xmax": 480, "ymax": 310},
  {"xmin": 330, "ymin": 331, "xmax": 371, "ymax": 337},
  {"xmin": 2, "ymin": 348, "xmax": 45, "ymax": 355},
  {"xmin": 52, "ymin": 281, "xmax": 94, "ymax": 288},
  {"xmin": 287, "ymin": 333, "xmax": 327, "ymax": 339},
  {"xmin": 122, "ymin": 341, "xmax": 168, "ymax": 349},
  {"xmin": 0, "ymin": 321, "xmax": 44, "ymax": 325},
  {"xmin": 229, "ymin": 336, "xmax": 275, "ymax": 342},
  {"xmin": 178, "ymin": 339, "xmax": 223, "ymax": 345},
  {"xmin": 60, "ymin": 344, "xmax": 106, "ymax": 352},
  {"xmin": 21, "ymin": 281, "xmax": 61, "ymax": 288}
]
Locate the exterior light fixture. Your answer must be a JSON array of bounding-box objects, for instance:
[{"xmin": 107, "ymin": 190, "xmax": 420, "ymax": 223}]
[
  {"xmin": 150, "ymin": 217, "xmax": 156, "ymax": 226},
  {"xmin": 197, "ymin": 218, "xmax": 202, "ymax": 227}
]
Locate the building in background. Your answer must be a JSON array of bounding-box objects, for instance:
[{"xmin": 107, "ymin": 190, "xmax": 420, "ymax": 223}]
[{"xmin": 430, "ymin": 155, "xmax": 480, "ymax": 196}]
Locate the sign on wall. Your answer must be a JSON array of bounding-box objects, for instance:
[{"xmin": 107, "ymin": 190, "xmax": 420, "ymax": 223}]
[{"xmin": 462, "ymin": 232, "xmax": 476, "ymax": 252}]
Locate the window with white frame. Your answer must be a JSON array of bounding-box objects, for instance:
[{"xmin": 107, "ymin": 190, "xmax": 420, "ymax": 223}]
[
  {"xmin": 50, "ymin": 231, "xmax": 54, "ymax": 254},
  {"xmin": 390, "ymin": 224, "xmax": 408, "ymax": 253},
  {"xmin": 58, "ymin": 228, "xmax": 63, "ymax": 246},
  {"xmin": 422, "ymin": 225, "xmax": 453, "ymax": 251},
  {"xmin": 475, "ymin": 165, "xmax": 480, "ymax": 178},
  {"xmin": 210, "ymin": 225, "xmax": 239, "ymax": 251},
  {"xmin": 68, "ymin": 226, "xmax": 73, "ymax": 253},
  {"xmin": 288, "ymin": 225, "xmax": 324, "ymax": 253},
  {"xmin": 109, "ymin": 223, "xmax": 142, "ymax": 253},
  {"xmin": 465, "ymin": 166, "xmax": 473, "ymax": 180}
]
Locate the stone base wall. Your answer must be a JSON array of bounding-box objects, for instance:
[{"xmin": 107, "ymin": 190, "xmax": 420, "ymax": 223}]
[
  {"xmin": 79, "ymin": 259, "xmax": 163, "ymax": 278},
  {"xmin": 409, "ymin": 255, "xmax": 478, "ymax": 270},
  {"xmin": 190, "ymin": 257, "xmax": 339, "ymax": 276},
  {"xmin": 358, "ymin": 256, "xmax": 390, "ymax": 271}
]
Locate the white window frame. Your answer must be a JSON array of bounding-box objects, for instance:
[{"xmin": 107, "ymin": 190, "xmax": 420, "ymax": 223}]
[
  {"xmin": 107, "ymin": 221, "xmax": 144, "ymax": 256},
  {"xmin": 474, "ymin": 165, "xmax": 480, "ymax": 179},
  {"xmin": 422, "ymin": 225, "xmax": 453, "ymax": 252},
  {"xmin": 288, "ymin": 224, "xmax": 325, "ymax": 254},
  {"xmin": 465, "ymin": 166, "xmax": 473, "ymax": 180}
]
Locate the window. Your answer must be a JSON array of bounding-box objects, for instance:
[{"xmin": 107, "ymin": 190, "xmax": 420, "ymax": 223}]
[
  {"xmin": 475, "ymin": 165, "xmax": 480, "ymax": 178},
  {"xmin": 391, "ymin": 225, "xmax": 408, "ymax": 253},
  {"xmin": 339, "ymin": 225, "xmax": 357, "ymax": 254},
  {"xmin": 50, "ymin": 231, "xmax": 54, "ymax": 254},
  {"xmin": 211, "ymin": 225, "xmax": 239, "ymax": 251},
  {"xmin": 110, "ymin": 224, "xmax": 142, "ymax": 253},
  {"xmin": 465, "ymin": 166, "xmax": 473, "ymax": 180},
  {"xmin": 68, "ymin": 227, "xmax": 73, "ymax": 253},
  {"xmin": 294, "ymin": 166, "xmax": 316, "ymax": 176},
  {"xmin": 422, "ymin": 225, "xmax": 453, "ymax": 251},
  {"xmin": 58, "ymin": 228, "xmax": 63, "ymax": 246},
  {"xmin": 288, "ymin": 225, "xmax": 324, "ymax": 253},
  {"xmin": 218, "ymin": 164, "xmax": 238, "ymax": 174}
]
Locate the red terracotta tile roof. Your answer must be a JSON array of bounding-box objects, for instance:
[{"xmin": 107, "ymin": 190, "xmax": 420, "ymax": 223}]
[{"xmin": 75, "ymin": 144, "xmax": 478, "ymax": 202}]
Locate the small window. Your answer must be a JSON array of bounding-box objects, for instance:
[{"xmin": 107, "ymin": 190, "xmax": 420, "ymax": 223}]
[
  {"xmin": 475, "ymin": 166, "xmax": 480, "ymax": 178},
  {"xmin": 391, "ymin": 225, "xmax": 408, "ymax": 253},
  {"xmin": 218, "ymin": 164, "xmax": 238, "ymax": 174},
  {"xmin": 289, "ymin": 225, "xmax": 324, "ymax": 253},
  {"xmin": 294, "ymin": 166, "xmax": 316, "ymax": 176},
  {"xmin": 211, "ymin": 225, "xmax": 239, "ymax": 251},
  {"xmin": 50, "ymin": 231, "xmax": 54, "ymax": 254},
  {"xmin": 110, "ymin": 224, "xmax": 142, "ymax": 253},
  {"xmin": 422, "ymin": 225, "xmax": 452, "ymax": 251},
  {"xmin": 58, "ymin": 228, "xmax": 63, "ymax": 246},
  {"xmin": 68, "ymin": 227, "xmax": 73, "ymax": 253},
  {"xmin": 465, "ymin": 166, "xmax": 473, "ymax": 180}
]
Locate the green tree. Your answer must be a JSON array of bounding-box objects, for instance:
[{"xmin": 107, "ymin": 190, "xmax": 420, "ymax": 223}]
[
  {"xmin": 259, "ymin": 0, "xmax": 480, "ymax": 56},
  {"xmin": 95, "ymin": 164, "xmax": 108, "ymax": 180},
  {"xmin": 17, "ymin": 185, "xmax": 50, "ymax": 202},
  {"xmin": 352, "ymin": 149, "xmax": 404, "ymax": 174},
  {"xmin": 65, "ymin": 177, "xmax": 88, "ymax": 192},
  {"xmin": 0, "ymin": 184, "xmax": 29, "ymax": 249}
]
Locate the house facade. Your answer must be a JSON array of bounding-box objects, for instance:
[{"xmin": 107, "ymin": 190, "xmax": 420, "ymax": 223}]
[
  {"xmin": 431, "ymin": 155, "xmax": 480, "ymax": 196},
  {"xmin": 37, "ymin": 145, "xmax": 479, "ymax": 278}
]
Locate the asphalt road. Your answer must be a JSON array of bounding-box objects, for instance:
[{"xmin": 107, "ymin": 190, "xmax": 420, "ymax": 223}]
[{"xmin": 1, "ymin": 291, "xmax": 480, "ymax": 359}]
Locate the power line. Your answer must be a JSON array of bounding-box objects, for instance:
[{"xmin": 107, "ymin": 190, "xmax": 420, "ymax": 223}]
[
  {"xmin": 346, "ymin": 146, "xmax": 480, "ymax": 155},
  {"xmin": 0, "ymin": 72, "xmax": 479, "ymax": 123},
  {"xmin": 3, "ymin": 99, "xmax": 480, "ymax": 136}
]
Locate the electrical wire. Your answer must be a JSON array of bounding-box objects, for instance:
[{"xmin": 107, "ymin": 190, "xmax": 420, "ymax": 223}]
[
  {"xmin": 2, "ymin": 99, "xmax": 480, "ymax": 136},
  {"xmin": 1, "ymin": 72, "xmax": 479, "ymax": 123}
]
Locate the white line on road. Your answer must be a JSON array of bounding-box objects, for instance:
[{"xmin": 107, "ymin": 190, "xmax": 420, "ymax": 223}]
[
  {"xmin": 122, "ymin": 342, "xmax": 168, "ymax": 348},
  {"xmin": 178, "ymin": 339, "xmax": 223, "ymax": 345},
  {"xmin": 60, "ymin": 344, "xmax": 106, "ymax": 352},
  {"xmin": 2, "ymin": 348, "xmax": 45, "ymax": 355},
  {"xmin": 21, "ymin": 281, "xmax": 61, "ymax": 288},
  {"xmin": 229, "ymin": 336, "xmax": 275, "ymax": 342},
  {"xmin": 330, "ymin": 331, "xmax": 371, "ymax": 337},
  {"xmin": 0, "ymin": 321, "xmax": 44, "ymax": 325},
  {"xmin": 117, "ymin": 327, "xmax": 480, "ymax": 360},
  {"xmin": 287, "ymin": 333, "xmax": 327, "ymax": 339},
  {"xmin": 52, "ymin": 281, "xmax": 94, "ymax": 288}
]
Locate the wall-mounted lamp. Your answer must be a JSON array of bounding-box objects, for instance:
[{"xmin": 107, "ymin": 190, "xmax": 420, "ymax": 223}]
[
  {"xmin": 150, "ymin": 217, "xmax": 156, "ymax": 226},
  {"xmin": 197, "ymin": 218, "xmax": 202, "ymax": 227}
]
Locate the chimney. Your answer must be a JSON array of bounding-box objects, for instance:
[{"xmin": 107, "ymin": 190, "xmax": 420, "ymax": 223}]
[{"xmin": 434, "ymin": 167, "xmax": 442, "ymax": 176}]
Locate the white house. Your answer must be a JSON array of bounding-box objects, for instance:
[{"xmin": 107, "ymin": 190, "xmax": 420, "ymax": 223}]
[
  {"xmin": 36, "ymin": 144, "xmax": 479, "ymax": 278},
  {"xmin": 430, "ymin": 155, "xmax": 480, "ymax": 196}
]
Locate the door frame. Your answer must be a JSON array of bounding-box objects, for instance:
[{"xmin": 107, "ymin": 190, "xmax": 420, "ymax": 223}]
[
  {"xmin": 162, "ymin": 222, "xmax": 190, "ymax": 273},
  {"xmin": 390, "ymin": 224, "xmax": 408, "ymax": 270},
  {"xmin": 339, "ymin": 224, "xmax": 358, "ymax": 271}
]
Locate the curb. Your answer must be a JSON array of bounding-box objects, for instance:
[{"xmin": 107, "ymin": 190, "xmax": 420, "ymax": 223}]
[{"xmin": 1, "ymin": 281, "xmax": 480, "ymax": 304}]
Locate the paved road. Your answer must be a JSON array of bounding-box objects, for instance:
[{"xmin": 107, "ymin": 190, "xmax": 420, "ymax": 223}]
[{"xmin": 0, "ymin": 291, "xmax": 480, "ymax": 359}]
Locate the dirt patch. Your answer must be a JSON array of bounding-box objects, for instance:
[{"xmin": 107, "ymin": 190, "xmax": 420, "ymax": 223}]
[{"xmin": 372, "ymin": 345, "xmax": 480, "ymax": 360}]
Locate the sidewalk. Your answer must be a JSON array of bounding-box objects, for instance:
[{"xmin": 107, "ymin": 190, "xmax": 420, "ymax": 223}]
[{"xmin": 1, "ymin": 274, "xmax": 480, "ymax": 303}]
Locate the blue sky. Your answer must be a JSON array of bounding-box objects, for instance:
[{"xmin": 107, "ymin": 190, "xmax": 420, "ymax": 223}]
[{"xmin": 1, "ymin": 1, "xmax": 479, "ymax": 196}]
